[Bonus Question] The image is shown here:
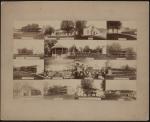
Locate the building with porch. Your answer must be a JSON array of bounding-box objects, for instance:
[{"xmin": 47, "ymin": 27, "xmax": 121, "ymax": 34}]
[
  {"xmin": 51, "ymin": 44, "xmax": 69, "ymax": 57},
  {"xmin": 83, "ymin": 25, "xmax": 107, "ymax": 38}
]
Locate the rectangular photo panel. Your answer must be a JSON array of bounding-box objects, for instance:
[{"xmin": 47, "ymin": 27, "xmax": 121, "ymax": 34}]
[
  {"xmin": 13, "ymin": 81, "xmax": 44, "ymax": 98},
  {"xmin": 106, "ymin": 21, "xmax": 137, "ymax": 40},
  {"xmin": 13, "ymin": 38, "xmax": 44, "ymax": 60},
  {"xmin": 106, "ymin": 41, "xmax": 137, "ymax": 60},
  {"xmin": 13, "ymin": 59, "xmax": 44, "ymax": 80},
  {"xmin": 105, "ymin": 60, "xmax": 137, "ymax": 80}
]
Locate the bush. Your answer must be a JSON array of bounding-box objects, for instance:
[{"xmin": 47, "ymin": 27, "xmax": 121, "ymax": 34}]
[{"xmin": 13, "ymin": 33, "xmax": 22, "ymax": 39}]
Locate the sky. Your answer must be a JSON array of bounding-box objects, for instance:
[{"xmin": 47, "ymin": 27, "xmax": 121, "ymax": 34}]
[
  {"xmin": 13, "ymin": 59, "xmax": 44, "ymax": 67},
  {"xmin": 107, "ymin": 41, "xmax": 137, "ymax": 51},
  {"xmin": 107, "ymin": 60, "xmax": 136, "ymax": 68},
  {"xmin": 14, "ymin": 20, "xmax": 107, "ymax": 29},
  {"xmin": 55, "ymin": 39, "xmax": 107, "ymax": 49},
  {"xmin": 106, "ymin": 80, "xmax": 136, "ymax": 90},
  {"xmin": 14, "ymin": 20, "xmax": 61, "ymax": 30},
  {"xmin": 121, "ymin": 21, "xmax": 137, "ymax": 29},
  {"xmin": 86, "ymin": 21, "xmax": 106, "ymax": 28},
  {"xmin": 13, "ymin": 39, "xmax": 44, "ymax": 54},
  {"xmin": 14, "ymin": 20, "xmax": 137, "ymax": 30}
]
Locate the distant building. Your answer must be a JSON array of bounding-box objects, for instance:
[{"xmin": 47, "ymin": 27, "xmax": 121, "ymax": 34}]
[
  {"xmin": 108, "ymin": 49, "xmax": 136, "ymax": 59},
  {"xmin": 14, "ymin": 86, "xmax": 42, "ymax": 97},
  {"xmin": 106, "ymin": 67, "xmax": 136, "ymax": 80},
  {"xmin": 14, "ymin": 65, "xmax": 37, "ymax": 73},
  {"xmin": 51, "ymin": 29, "xmax": 75, "ymax": 36},
  {"xmin": 18, "ymin": 48, "xmax": 33, "ymax": 55},
  {"xmin": 83, "ymin": 25, "xmax": 107, "ymax": 38},
  {"xmin": 14, "ymin": 48, "xmax": 43, "ymax": 59}
]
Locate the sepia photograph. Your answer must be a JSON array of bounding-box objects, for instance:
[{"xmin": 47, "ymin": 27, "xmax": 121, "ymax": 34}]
[
  {"xmin": 13, "ymin": 59, "xmax": 44, "ymax": 80},
  {"xmin": 13, "ymin": 38, "xmax": 44, "ymax": 59},
  {"xmin": 1, "ymin": 1, "xmax": 149, "ymax": 121},
  {"xmin": 105, "ymin": 60, "xmax": 136, "ymax": 80},
  {"xmin": 107, "ymin": 21, "xmax": 137, "ymax": 40},
  {"xmin": 44, "ymin": 39, "xmax": 107, "ymax": 59},
  {"xmin": 13, "ymin": 81, "xmax": 43, "ymax": 99},
  {"xmin": 107, "ymin": 41, "xmax": 137, "ymax": 60}
]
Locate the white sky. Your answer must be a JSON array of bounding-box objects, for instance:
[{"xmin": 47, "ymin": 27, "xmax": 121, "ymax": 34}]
[
  {"xmin": 121, "ymin": 21, "xmax": 137, "ymax": 29},
  {"xmin": 14, "ymin": 39, "xmax": 44, "ymax": 54},
  {"xmin": 86, "ymin": 21, "xmax": 106, "ymax": 28},
  {"xmin": 107, "ymin": 41, "xmax": 136, "ymax": 51},
  {"xmin": 108, "ymin": 60, "xmax": 136, "ymax": 68},
  {"xmin": 106, "ymin": 80, "xmax": 136, "ymax": 90},
  {"xmin": 14, "ymin": 81, "xmax": 44, "ymax": 91},
  {"xmin": 14, "ymin": 20, "xmax": 137, "ymax": 30},
  {"xmin": 56, "ymin": 40, "xmax": 107, "ymax": 49},
  {"xmin": 14, "ymin": 20, "xmax": 107, "ymax": 30},
  {"xmin": 86, "ymin": 60, "xmax": 106, "ymax": 68},
  {"xmin": 13, "ymin": 59, "xmax": 44, "ymax": 67},
  {"xmin": 14, "ymin": 20, "xmax": 62, "ymax": 30}
]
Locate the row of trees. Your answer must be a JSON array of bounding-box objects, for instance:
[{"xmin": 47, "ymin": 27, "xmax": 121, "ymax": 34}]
[
  {"xmin": 44, "ymin": 39, "xmax": 58, "ymax": 56},
  {"xmin": 107, "ymin": 43, "xmax": 135, "ymax": 56},
  {"xmin": 21, "ymin": 24, "xmax": 41, "ymax": 32},
  {"xmin": 107, "ymin": 21, "xmax": 122, "ymax": 33},
  {"xmin": 20, "ymin": 21, "xmax": 87, "ymax": 37},
  {"xmin": 69, "ymin": 45, "xmax": 102, "ymax": 53},
  {"xmin": 45, "ymin": 43, "xmax": 103, "ymax": 56},
  {"xmin": 20, "ymin": 21, "xmax": 124, "ymax": 35},
  {"xmin": 44, "ymin": 20, "xmax": 87, "ymax": 36}
]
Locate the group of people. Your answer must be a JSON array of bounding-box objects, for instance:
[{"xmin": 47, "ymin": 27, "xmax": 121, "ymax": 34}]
[{"xmin": 72, "ymin": 63, "xmax": 107, "ymax": 79}]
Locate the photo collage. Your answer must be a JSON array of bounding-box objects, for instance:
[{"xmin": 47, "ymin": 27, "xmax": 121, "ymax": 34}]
[{"xmin": 13, "ymin": 20, "xmax": 137, "ymax": 101}]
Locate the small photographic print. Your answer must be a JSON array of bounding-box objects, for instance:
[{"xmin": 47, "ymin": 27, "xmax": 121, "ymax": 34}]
[
  {"xmin": 107, "ymin": 21, "xmax": 137, "ymax": 40},
  {"xmin": 13, "ymin": 59, "xmax": 44, "ymax": 80}
]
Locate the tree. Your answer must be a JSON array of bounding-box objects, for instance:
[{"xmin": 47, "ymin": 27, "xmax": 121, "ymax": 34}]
[
  {"xmin": 44, "ymin": 39, "xmax": 57, "ymax": 56},
  {"xmin": 69, "ymin": 45, "xmax": 78, "ymax": 53},
  {"xmin": 125, "ymin": 47, "xmax": 135, "ymax": 59},
  {"xmin": 79, "ymin": 47, "xmax": 83, "ymax": 52},
  {"xmin": 83, "ymin": 45, "xmax": 91, "ymax": 53},
  {"xmin": 107, "ymin": 21, "xmax": 122, "ymax": 33},
  {"xmin": 44, "ymin": 26, "xmax": 55, "ymax": 35},
  {"xmin": 60, "ymin": 20, "xmax": 75, "ymax": 35},
  {"xmin": 94, "ymin": 46, "xmax": 102, "ymax": 53},
  {"xmin": 107, "ymin": 43, "xmax": 121, "ymax": 54},
  {"xmin": 21, "ymin": 24, "xmax": 41, "ymax": 32},
  {"xmin": 121, "ymin": 64, "xmax": 130, "ymax": 71},
  {"xmin": 75, "ymin": 20, "xmax": 87, "ymax": 37}
]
